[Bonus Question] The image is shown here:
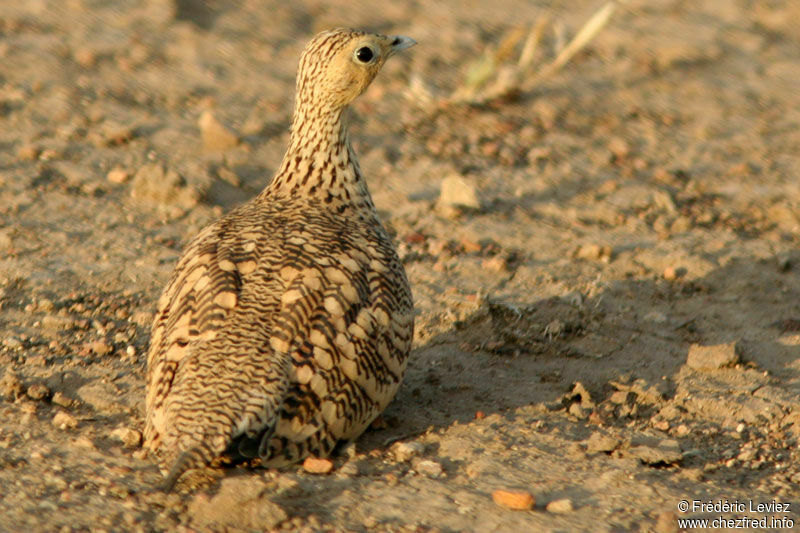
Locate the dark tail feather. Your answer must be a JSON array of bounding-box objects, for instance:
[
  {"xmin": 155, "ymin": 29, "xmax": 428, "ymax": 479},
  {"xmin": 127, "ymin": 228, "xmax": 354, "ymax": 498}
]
[{"xmin": 160, "ymin": 446, "xmax": 211, "ymax": 492}]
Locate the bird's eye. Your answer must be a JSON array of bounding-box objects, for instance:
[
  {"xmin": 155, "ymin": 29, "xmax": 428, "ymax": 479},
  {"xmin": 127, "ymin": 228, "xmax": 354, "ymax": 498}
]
[{"xmin": 354, "ymin": 46, "xmax": 375, "ymax": 64}]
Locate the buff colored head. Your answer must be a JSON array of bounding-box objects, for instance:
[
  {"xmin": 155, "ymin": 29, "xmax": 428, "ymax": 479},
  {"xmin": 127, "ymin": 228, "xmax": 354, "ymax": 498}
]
[{"xmin": 294, "ymin": 28, "xmax": 416, "ymax": 112}]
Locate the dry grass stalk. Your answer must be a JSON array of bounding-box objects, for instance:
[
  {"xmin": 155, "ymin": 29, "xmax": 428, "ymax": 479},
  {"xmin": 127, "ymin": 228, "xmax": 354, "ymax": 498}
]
[{"xmin": 433, "ymin": 0, "xmax": 622, "ymax": 107}]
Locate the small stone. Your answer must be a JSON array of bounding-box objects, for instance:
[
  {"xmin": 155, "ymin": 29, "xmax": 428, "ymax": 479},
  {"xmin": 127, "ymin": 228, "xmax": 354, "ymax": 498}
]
[
  {"xmin": 37, "ymin": 299, "xmax": 55, "ymax": 312},
  {"xmin": 404, "ymin": 232, "xmax": 425, "ymax": 245},
  {"xmin": 52, "ymin": 392, "xmax": 74, "ymax": 408},
  {"xmin": 17, "ymin": 144, "xmax": 40, "ymax": 160},
  {"xmin": 73, "ymin": 436, "xmax": 95, "ymax": 449},
  {"xmin": 686, "ymin": 342, "xmax": 740, "ymax": 370},
  {"xmin": 0, "ymin": 230, "xmax": 11, "ymax": 251},
  {"xmin": 568, "ymin": 403, "xmax": 589, "ymax": 419},
  {"xmin": 52, "ymin": 411, "xmax": 78, "ymax": 430},
  {"xmin": 608, "ymin": 391, "xmax": 632, "ymax": 405},
  {"xmin": 26, "ymin": 383, "xmax": 50, "ymax": 401},
  {"xmin": 0, "ymin": 370, "xmax": 24, "ymax": 400},
  {"xmin": 662, "ymin": 266, "xmax": 686, "ymax": 280},
  {"xmin": 644, "ymin": 311, "xmax": 668, "ymax": 324},
  {"xmin": 106, "ymin": 167, "xmax": 130, "ymax": 184},
  {"xmin": 130, "ymin": 163, "xmax": 198, "ymax": 210},
  {"xmin": 653, "ymin": 510, "xmax": 678, "ymax": 533},
  {"xmin": 481, "ymin": 256, "xmax": 507, "ymax": 272},
  {"xmin": 76, "ymin": 382, "xmax": 121, "ymax": 415},
  {"xmin": 87, "ymin": 341, "xmax": 112, "ymax": 356},
  {"xmin": 337, "ymin": 461, "xmax": 360, "ymax": 477},
  {"xmin": 492, "ymin": 489, "xmax": 535, "ymax": 511},
  {"xmin": 199, "ymin": 111, "xmax": 239, "ymax": 152},
  {"xmin": 110, "ymin": 427, "xmax": 142, "ymax": 448},
  {"xmin": 653, "ymin": 420, "xmax": 670, "ymax": 431},
  {"xmin": 189, "ymin": 478, "xmax": 287, "ymax": 530},
  {"xmin": 302, "ymin": 457, "xmax": 334, "ymax": 474},
  {"xmin": 216, "ymin": 166, "xmax": 241, "ymax": 186},
  {"xmin": 2, "ymin": 337, "xmax": 22, "ymax": 350},
  {"xmin": 628, "ymin": 439, "xmax": 682, "ymax": 465},
  {"xmin": 92, "ymin": 121, "xmax": 135, "ymax": 147},
  {"xmin": 415, "ymin": 459, "xmax": 443, "ymax": 478},
  {"xmin": 41, "ymin": 315, "xmax": 76, "ymax": 332},
  {"xmin": 545, "ymin": 498, "xmax": 574, "ymax": 513},
  {"xmin": 73, "ymin": 47, "xmax": 97, "ymax": 68},
  {"xmin": 574, "ymin": 243, "xmax": 612, "ymax": 263},
  {"xmin": 392, "ymin": 441, "xmax": 425, "ymax": 462},
  {"xmin": 608, "ymin": 137, "xmax": 629, "ymax": 159},
  {"xmin": 459, "ymin": 238, "xmax": 482, "ymax": 253},
  {"xmin": 436, "ymin": 175, "xmax": 481, "ymax": 211},
  {"xmin": 585, "ymin": 432, "xmax": 620, "ymax": 454},
  {"xmin": 674, "ymin": 424, "xmax": 690, "ymax": 437}
]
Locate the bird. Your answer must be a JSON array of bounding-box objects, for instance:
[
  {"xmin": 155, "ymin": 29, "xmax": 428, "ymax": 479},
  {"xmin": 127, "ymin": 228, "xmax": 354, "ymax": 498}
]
[{"xmin": 143, "ymin": 28, "xmax": 416, "ymax": 490}]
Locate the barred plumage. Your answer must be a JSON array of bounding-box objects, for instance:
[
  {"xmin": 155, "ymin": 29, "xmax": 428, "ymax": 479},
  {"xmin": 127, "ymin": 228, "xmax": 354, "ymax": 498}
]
[{"xmin": 144, "ymin": 28, "xmax": 416, "ymax": 489}]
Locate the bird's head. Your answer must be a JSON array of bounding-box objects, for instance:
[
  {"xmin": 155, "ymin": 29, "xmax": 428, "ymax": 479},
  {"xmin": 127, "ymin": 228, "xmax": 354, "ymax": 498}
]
[{"xmin": 294, "ymin": 28, "xmax": 416, "ymax": 112}]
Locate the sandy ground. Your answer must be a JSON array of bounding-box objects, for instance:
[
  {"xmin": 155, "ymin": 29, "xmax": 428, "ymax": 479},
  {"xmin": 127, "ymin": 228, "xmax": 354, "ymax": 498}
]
[{"xmin": 1, "ymin": 0, "xmax": 800, "ymax": 531}]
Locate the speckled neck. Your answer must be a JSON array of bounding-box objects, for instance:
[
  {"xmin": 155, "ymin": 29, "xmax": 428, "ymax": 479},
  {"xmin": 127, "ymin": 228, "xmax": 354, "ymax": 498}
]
[{"xmin": 261, "ymin": 106, "xmax": 376, "ymax": 215}]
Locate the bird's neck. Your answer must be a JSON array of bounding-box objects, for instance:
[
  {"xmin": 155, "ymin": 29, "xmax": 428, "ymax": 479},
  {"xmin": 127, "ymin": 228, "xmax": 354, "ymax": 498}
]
[{"xmin": 262, "ymin": 107, "xmax": 376, "ymax": 214}]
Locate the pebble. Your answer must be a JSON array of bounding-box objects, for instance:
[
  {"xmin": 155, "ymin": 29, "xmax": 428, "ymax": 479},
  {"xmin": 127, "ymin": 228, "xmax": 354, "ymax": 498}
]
[
  {"xmin": 52, "ymin": 411, "xmax": 78, "ymax": 430},
  {"xmin": 41, "ymin": 315, "xmax": 76, "ymax": 332},
  {"xmin": 302, "ymin": 457, "xmax": 334, "ymax": 474},
  {"xmin": 574, "ymin": 243, "xmax": 612, "ymax": 263},
  {"xmin": 686, "ymin": 341, "xmax": 740, "ymax": 370},
  {"xmin": 644, "ymin": 311, "xmax": 668, "ymax": 324},
  {"xmin": 92, "ymin": 121, "xmax": 134, "ymax": 147},
  {"xmin": 72, "ymin": 46, "xmax": 97, "ymax": 68},
  {"xmin": 188, "ymin": 478, "xmax": 287, "ymax": 530},
  {"xmin": 87, "ymin": 341, "xmax": 112, "ymax": 356},
  {"xmin": 662, "ymin": 266, "xmax": 686, "ymax": 281},
  {"xmin": 546, "ymin": 498, "xmax": 574, "ymax": 513},
  {"xmin": 459, "ymin": 238, "xmax": 482, "ymax": 254},
  {"xmin": 110, "ymin": 427, "xmax": 142, "ymax": 448},
  {"xmin": 492, "ymin": 489, "xmax": 535, "ymax": 511},
  {"xmin": 2, "ymin": 337, "xmax": 23, "ymax": 350},
  {"xmin": 674, "ymin": 424, "xmax": 690, "ymax": 437},
  {"xmin": 628, "ymin": 439, "xmax": 682, "ymax": 465},
  {"xmin": 568, "ymin": 403, "xmax": 590, "ymax": 419},
  {"xmin": 199, "ymin": 110, "xmax": 239, "ymax": 152},
  {"xmin": 130, "ymin": 163, "xmax": 198, "ymax": 209},
  {"xmin": 481, "ymin": 256, "xmax": 507, "ymax": 272},
  {"xmin": 653, "ymin": 510, "xmax": 678, "ymax": 533},
  {"xmin": 436, "ymin": 175, "xmax": 481, "ymax": 211},
  {"xmin": 653, "ymin": 420, "xmax": 670, "ymax": 431},
  {"xmin": 392, "ymin": 441, "xmax": 425, "ymax": 462},
  {"xmin": 608, "ymin": 391, "xmax": 631, "ymax": 405},
  {"xmin": 26, "ymin": 383, "xmax": 50, "ymax": 401},
  {"xmin": 0, "ymin": 370, "xmax": 24, "ymax": 399},
  {"xmin": 106, "ymin": 167, "xmax": 130, "ymax": 184},
  {"xmin": 76, "ymin": 382, "xmax": 120, "ymax": 415},
  {"xmin": 17, "ymin": 143, "xmax": 40, "ymax": 160},
  {"xmin": 415, "ymin": 459, "xmax": 443, "ymax": 478},
  {"xmin": 52, "ymin": 391, "xmax": 74, "ymax": 408},
  {"xmin": 608, "ymin": 137, "xmax": 629, "ymax": 159},
  {"xmin": 337, "ymin": 461, "xmax": 360, "ymax": 477},
  {"xmin": 585, "ymin": 432, "xmax": 620, "ymax": 454}
]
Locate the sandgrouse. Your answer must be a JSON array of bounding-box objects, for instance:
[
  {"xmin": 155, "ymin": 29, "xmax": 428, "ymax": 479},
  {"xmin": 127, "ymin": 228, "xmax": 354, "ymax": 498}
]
[{"xmin": 144, "ymin": 28, "xmax": 416, "ymax": 490}]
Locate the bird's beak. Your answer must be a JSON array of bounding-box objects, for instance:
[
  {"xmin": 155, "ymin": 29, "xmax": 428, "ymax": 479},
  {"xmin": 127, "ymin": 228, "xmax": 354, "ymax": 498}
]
[{"xmin": 389, "ymin": 35, "xmax": 417, "ymax": 55}]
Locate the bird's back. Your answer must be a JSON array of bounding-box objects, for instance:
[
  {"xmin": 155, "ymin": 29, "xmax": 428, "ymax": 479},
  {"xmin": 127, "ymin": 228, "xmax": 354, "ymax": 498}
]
[{"xmin": 144, "ymin": 195, "xmax": 414, "ymax": 479}]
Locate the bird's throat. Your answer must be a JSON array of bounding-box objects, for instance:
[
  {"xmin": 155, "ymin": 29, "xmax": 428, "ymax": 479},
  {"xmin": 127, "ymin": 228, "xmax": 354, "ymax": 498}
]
[{"xmin": 263, "ymin": 108, "xmax": 375, "ymax": 214}]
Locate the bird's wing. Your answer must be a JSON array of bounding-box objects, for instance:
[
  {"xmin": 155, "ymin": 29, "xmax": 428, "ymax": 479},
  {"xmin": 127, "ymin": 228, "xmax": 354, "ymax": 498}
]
[
  {"xmin": 235, "ymin": 238, "xmax": 414, "ymax": 464},
  {"xmin": 144, "ymin": 215, "xmax": 281, "ymax": 452}
]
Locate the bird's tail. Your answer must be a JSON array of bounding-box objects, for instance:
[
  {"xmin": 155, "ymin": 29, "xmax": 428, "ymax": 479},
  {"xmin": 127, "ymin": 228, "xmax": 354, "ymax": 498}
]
[{"xmin": 160, "ymin": 445, "xmax": 214, "ymax": 492}]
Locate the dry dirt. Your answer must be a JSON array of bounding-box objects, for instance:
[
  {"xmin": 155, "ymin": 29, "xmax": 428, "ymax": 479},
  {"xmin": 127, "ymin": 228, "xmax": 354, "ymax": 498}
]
[{"xmin": 1, "ymin": 0, "xmax": 800, "ymax": 531}]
